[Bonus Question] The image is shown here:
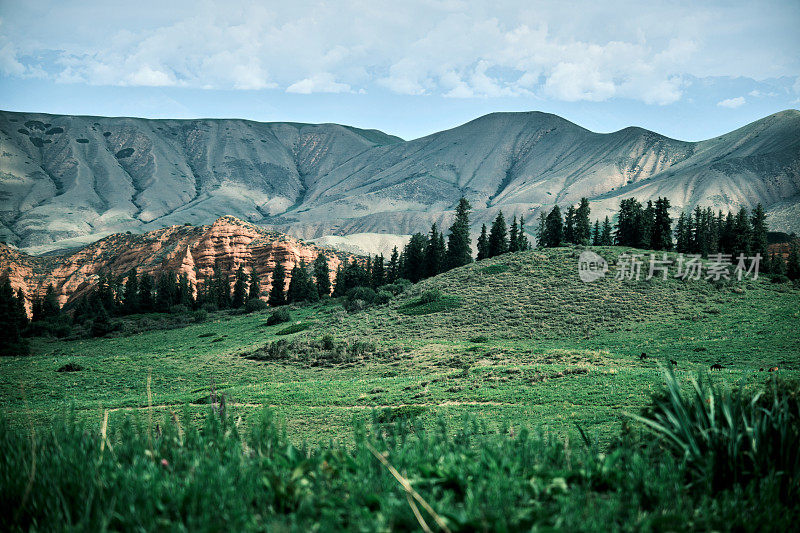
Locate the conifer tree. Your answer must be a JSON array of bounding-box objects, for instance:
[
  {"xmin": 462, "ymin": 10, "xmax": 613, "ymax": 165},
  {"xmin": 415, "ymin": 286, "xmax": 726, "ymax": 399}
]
[
  {"xmin": 123, "ymin": 269, "xmax": 139, "ymax": 314},
  {"xmin": 750, "ymin": 203, "xmax": 768, "ymax": 258},
  {"xmin": 542, "ymin": 206, "xmax": 563, "ymax": 247},
  {"xmin": 445, "ymin": 197, "xmax": 473, "ymax": 270},
  {"xmin": 0, "ymin": 275, "xmax": 28, "ymax": 355},
  {"xmin": 332, "ymin": 265, "xmax": 345, "ymax": 297},
  {"xmin": 248, "ymin": 268, "xmax": 261, "ymax": 301},
  {"xmin": 138, "ymin": 273, "xmax": 154, "ymax": 312},
  {"xmin": 424, "ymin": 224, "xmax": 446, "ymax": 277},
  {"xmin": 268, "ymin": 260, "xmax": 287, "ymax": 306},
  {"xmin": 476, "ymin": 224, "xmax": 489, "ymax": 260},
  {"xmin": 787, "ymin": 242, "xmax": 800, "ymax": 281},
  {"xmin": 387, "ymin": 247, "xmax": 399, "ymax": 283},
  {"xmin": 719, "ymin": 212, "xmax": 735, "ymax": 254},
  {"xmin": 600, "ymin": 216, "xmax": 613, "ymax": 246},
  {"xmin": 563, "ymin": 206, "xmax": 576, "ymax": 244},
  {"xmin": 575, "ymin": 198, "xmax": 592, "ymax": 245},
  {"xmin": 615, "ymin": 198, "xmax": 643, "ymax": 247},
  {"xmin": 372, "ymin": 254, "xmax": 385, "ymax": 288},
  {"xmin": 640, "ymin": 200, "xmax": 655, "ymax": 248},
  {"xmin": 732, "ymin": 208, "xmax": 753, "ymax": 257},
  {"xmin": 488, "ymin": 211, "xmax": 509, "ymax": 257},
  {"xmin": 536, "ymin": 212, "xmax": 547, "ymax": 248},
  {"xmin": 178, "ymin": 272, "xmax": 194, "ymax": 307},
  {"xmin": 508, "ymin": 216, "xmax": 519, "ymax": 252},
  {"xmin": 518, "ymin": 216, "xmax": 529, "ymax": 250},
  {"xmin": 312, "ymin": 254, "xmax": 331, "ymax": 297},
  {"xmin": 650, "ymin": 197, "xmax": 673, "ymax": 251},
  {"xmin": 675, "ymin": 212, "xmax": 691, "ymax": 253},
  {"xmin": 773, "ymin": 251, "xmax": 787, "ymax": 276},
  {"xmin": 592, "ymin": 220, "xmax": 601, "ymax": 245},
  {"xmin": 156, "ymin": 272, "xmax": 178, "ymax": 311},
  {"xmin": 231, "ymin": 266, "xmax": 248, "ymax": 308},
  {"xmin": 401, "ymin": 233, "xmax": 427, "ymax": 282}
]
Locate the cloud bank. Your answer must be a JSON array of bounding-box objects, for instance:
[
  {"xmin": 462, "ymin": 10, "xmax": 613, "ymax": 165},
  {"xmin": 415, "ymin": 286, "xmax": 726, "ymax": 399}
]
[{"xmin": 1, "ymin": 0, "xmax": 798, "ymax": 106}]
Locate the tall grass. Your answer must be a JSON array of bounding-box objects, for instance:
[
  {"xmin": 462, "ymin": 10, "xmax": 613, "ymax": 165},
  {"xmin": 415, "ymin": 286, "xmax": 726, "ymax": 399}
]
[
  {"xmin": 630, "ymin": 370, "xmax": 800, "ymax": 501},
  {"xmin": 2, "ymin": 375, "xmax": 799, "ymax": 531}
]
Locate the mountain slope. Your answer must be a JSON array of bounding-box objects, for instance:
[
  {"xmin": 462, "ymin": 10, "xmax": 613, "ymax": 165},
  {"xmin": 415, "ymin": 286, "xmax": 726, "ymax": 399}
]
[{"xmin": 1, "ymin": 109, "xmax": 798, "ymax": 254}]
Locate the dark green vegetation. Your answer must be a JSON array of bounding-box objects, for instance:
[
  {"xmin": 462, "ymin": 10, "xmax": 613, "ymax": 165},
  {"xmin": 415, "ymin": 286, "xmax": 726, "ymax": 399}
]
[{"xmin": 2, "ymin": 372, "xmax": 797, "ymax": 531}]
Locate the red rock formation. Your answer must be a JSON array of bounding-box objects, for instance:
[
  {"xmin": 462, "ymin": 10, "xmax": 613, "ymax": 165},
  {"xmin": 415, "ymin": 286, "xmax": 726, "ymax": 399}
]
[{"xmin": 0, "ymin": 216, "xmax": 354, "ymax": 311}]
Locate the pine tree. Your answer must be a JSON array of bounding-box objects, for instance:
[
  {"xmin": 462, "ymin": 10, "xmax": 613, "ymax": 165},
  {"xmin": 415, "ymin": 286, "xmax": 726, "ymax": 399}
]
[
  {"xmin": 773, "ymin": 251, "xmax": 787, "ymax": 276},
  {"xmin": 575, "ymin": 198, "xmax": 592, "ymax": 245},
  {"xmin": 138, "ymin": 273, "xmax": 154, "ymax": 312},
  {"xmin": 401, "ymin": 233, "xmax": 427, "ymax": 282},
  {"xmin": 312, "ymin": 254, "xmax": 331, "ymax": 297},
  {"xmin": 601, "ymin": 216, "xmax": 613, "ymax": 246},
  {"xmin": 232, "ymin": 266, "xmax": 248, "ymax": 308},
  {"xmin": 750, "ymin": 203, "xmax": 768, "ymax": 258},
  {"xmin": 488, "ymin": 211, "xmax": 509, "ymax": 257},
  {"xmin": 248, "ymin": 268, "xmax": 261, "ymax": 301},
  {"xmin": 287, "ymin": 263, "xmax": 304, "ymax": 303},
  {"xmin": 787, "ymin": 242, "xmax": 800, "ymax": 281},
  {"xmin": 508, "ymin": 216, "xmax": 519, "ymax": 252},
  {"xmin": 123, "ymin": 268, "xmax": 139, "ymax": 314},
  {"xmin": 476, "ymin": 224, "xmax": 489, "ymax": 260},
  {"xmin": 387, "ymin": 247, "xmax": 399, "ymax": 283},
  {"xmin": 445, "ymin": 197, "xmax": 473, "ymax": 270},
  {"xmin": 543, "ymin": 206, "xmax": 563, "ymax": 247},
  {"xmin": 332, "ymin": 265, "xmax": 345, "ymax": 297},
  {"xmin": 178, "ymin": 272, "xmax": 194, "ymax": 307},
  {"xmin": 592, "ymin": 220, "xmax": 601, "ymax": 245},
  {"xmin": 615, "ymin": 198, "xmax": 643, "ymax": 247},
  {"xmin": 719, "ymin": 212, "xmax": 735, "ymax": 254},
  {"xmin": 424, "ymin": 224, "xmax": 446, "ymax": 278},
  {"xmin": 640, "ymin": 200, "xmax": 655, "ymax": 249},
  {"xmin": 518, "ymin": 216, "xmax": 529, "ymax": 250},
  {"xmin": 650, "ymin": 197, "xmax": 673, "ymax": 251},
  {"xmin": 563, "ymin": 206, "xmax": 576, "ymax": 244},
  {"xmin": 0, "ymin": 275, "xmax": 28, "ymax": 355},
  {"xmin": 372, "ymin": 254, "xmax": 385, "ymax": 288},
  {"xmin": 732, "ymin": 208, "xmax": 752, "ymax": 257},
  {"xmin": 156, "ymin": 272, "xmax": 178, "ymax": 311},
  {"xmin": 675, "ymin": 212, "xmax": 691, "ymax": 253},
  {"xmin": 536, "ymin": 212, "xmax": 547, "ymax": 248},
  {"xmin": 268, "ymin": 260, "xmax": 287, "ymax": 306}
]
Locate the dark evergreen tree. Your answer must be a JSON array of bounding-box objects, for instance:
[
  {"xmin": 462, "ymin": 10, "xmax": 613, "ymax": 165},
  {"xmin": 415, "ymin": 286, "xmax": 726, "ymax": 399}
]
[
  {"xmin": 517, "ymin": 216, "xmax": 530, "ymax": 250},
  {"xmin": 476, "ymin": 224, "xmax": 489, "ymax": 260},
  {"xmin": 401, "ymin": 233, "xmax": 427, "ymax": 282},
  {"xmin": 372, "ymin": 254, "xmax": 385, "ymax": 288},
  {"xmin": 332, "ymin": 265, "xmax": 345, "ymax": 297},
  {"xmin": 424, "ymin": 224, "xmax": 446, "ymax": 277},
  {"xmin": 787, "ymin": 242, "xmax": 800, "ymax": 281},
  {"xmin": 231, "ymin": 266, "xmax": 248, "ymax": 308},
  {"xmin": 0, "ymin": 275, "xmax": 28, "ymax": 356},
  {"xmin": 600, "ymin": 216, "xmax": 613, "ymax": 246},
  {"xmin": 287, "ymin": 261, "xmax": 313, "ymax": 303},
  {"xmin": 156, "ymin": 272, "xmax": 178, "ymax": 311},
  {"xmin": 542, "ymin": 206, "xmax": 563, "ymax": 248},
  {"xmin": 312, "ymin": 254, "xmax": 331, "ymax": 297},
  {"xmin": 772, "ymin": 251, "xmax": 787, "ymax": 276},
  {"xmin": 615, "ymin": 198, "xmax": 644, "ymax": 247},
  {"xmin": 138, "ymin": 273, "xmax": 154, "ymax": 312},
  {"xmin": 91, "ymin": 305, "xmax": 114, "ymax": 337},
  {"xmin": 640, "ymin": 200, "xmax": 655, "ymax": 249},
  {"xmin": 675, "ymin": 212, "xmax": 691, "ymax": 253},
  {"xmin": 123, "ymin": 269, "xmax": 139, "ymax": 314},
  {"xmin": 592, "ymin": 220, "xmax": 601, "ymax": 245},
  {"xmin": 536, "ymin": 212, "xmax": 547, "ymax": 248},
  {"xmin": 508, "ymin": 216, "xmax": 520, "ymax": 252},
  {"xmin": 732, "ymin": 208, "xmax": 752, "ymax": 257},
  {"xmin": 719, "ymin": 212, "xmax": 735, "ymax": 254},
  {"xmin": 268, "ymin": 261, "xmax": 287, "ymax": 306},
  {"xmin": 248, "ymin": 268, "xmax": 261, "ymax": 301},
  {"xmin": 387, "ymin": 247, "xmax": 399, "ymax": 284},
  {"xmin": 750, "ymin": 203, "xmax": 768, "ymax": 258},
  {"xmin": 445, "ymin": 197, "xmax": 473, "ymax": 270},
  {"xmin": 650, "ymin": 197, "xmax": 673, "ymax": 251},
  {"xmin": 178, "ymin": 272, "xmax": 194, "ymax": 307},
  {"xmin": 488, "ymin": 211, "xmax": 509, "ymax": 257},
  {"xmin": 575, "ymin": 198, "xmax": 592, "ymax": 245},
  {"xmin": 563, "ymin": 206, "xmax": 576, "ymax": 244},
  {"xmin": 95, "ymin": 272, "xmax": 117, "ymax": 313}
]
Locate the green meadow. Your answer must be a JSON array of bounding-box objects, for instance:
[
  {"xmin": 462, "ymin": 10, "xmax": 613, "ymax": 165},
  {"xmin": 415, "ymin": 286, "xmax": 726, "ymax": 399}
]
[{"xmin": 3, "ymin": 247, "xmax": 797, "ymax": 444}]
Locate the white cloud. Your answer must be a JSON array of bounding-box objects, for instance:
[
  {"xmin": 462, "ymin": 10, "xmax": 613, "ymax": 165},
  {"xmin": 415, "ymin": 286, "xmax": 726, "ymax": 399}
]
[
  {"xmin": 286, "ymin": 73, "xmax": 351, "ymax": 94},
  {"xmin": 717, "ymin": 96, "xmax": 746, "ymax": 108},
  {"xmin": 1, "ymin": 0, "xmax": 798, "ymax": 104}
]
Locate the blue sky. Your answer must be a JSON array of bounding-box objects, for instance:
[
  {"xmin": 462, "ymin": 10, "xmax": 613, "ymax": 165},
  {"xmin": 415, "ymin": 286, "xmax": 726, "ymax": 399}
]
[{"xmin": 1, "ymin": 0, "xmax": 798, "ymax": 141}]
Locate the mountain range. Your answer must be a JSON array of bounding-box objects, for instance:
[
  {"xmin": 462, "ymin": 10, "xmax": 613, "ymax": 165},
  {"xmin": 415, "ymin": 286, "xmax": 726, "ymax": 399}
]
[{"xmin": 1, "ymin": 108, "xmax": 798, "ymax": 255}]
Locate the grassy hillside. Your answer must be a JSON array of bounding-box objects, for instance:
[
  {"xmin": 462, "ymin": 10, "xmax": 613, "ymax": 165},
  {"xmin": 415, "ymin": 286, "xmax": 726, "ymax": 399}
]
[{"xmin": 1, "ymin": 247, "xmax": 798, "ymax": 444}]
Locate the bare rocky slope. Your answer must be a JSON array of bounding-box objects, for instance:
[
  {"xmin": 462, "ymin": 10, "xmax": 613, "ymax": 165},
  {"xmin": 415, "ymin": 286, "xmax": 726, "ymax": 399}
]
[{"xmin": 1, "ymin": 109, "xmax": 798, "ymax": 255}]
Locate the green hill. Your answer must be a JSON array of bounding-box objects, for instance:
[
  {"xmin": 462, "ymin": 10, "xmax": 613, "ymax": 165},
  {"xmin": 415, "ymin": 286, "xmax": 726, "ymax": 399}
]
[{"xmin": 1, "ymin": 247, "xmax": 797, "ymax": 443}]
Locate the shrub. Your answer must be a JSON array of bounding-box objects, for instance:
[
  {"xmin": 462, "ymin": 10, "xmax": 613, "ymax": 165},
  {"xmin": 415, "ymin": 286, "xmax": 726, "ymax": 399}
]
[
  {"xmin": 56, "ymin": 362, "xmax": 83, "ymax": 372},
  {"xmin": 375, "ymin": 290, "xmax": 393, "ymax": 305},
  {"xmin": 275, "ymin": 323, "xmax": 311, "ymax": 335},
  {"xmin": 265, "ymin": 308, "xmax": 291, "ymax": 326},
  {"xmin": 419, "ymin": 288, "xmax": 441, "ymax": 303},
  {"xmin": 244, "ymin": 298, "xmax": 267, "ymax": 313},
  {"xmin": 169, "ymin": 304, "xmax": 189, "ymax": 315},
  {"xmin": 192, "ymin": 309, "xmax": 208, "ymax": 323},
  {"xmin": 469, "ymin": 335, "xmax": 489, "ymax": 343}
]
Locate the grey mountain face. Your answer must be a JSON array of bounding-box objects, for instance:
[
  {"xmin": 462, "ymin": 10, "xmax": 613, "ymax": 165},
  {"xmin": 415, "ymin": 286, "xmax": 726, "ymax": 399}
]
[{"xmin": 1, "ymin": 109, "xmax": 798, "ymax": 254}]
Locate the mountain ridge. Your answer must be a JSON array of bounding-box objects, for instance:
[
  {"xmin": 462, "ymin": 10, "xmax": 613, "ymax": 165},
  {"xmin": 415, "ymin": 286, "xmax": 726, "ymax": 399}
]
[{"xmin": 1, "ymin": 108, "xmax": 798, "ymax": 255}]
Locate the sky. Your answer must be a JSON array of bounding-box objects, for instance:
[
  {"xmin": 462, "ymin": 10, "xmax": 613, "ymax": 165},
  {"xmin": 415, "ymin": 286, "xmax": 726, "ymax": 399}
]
[{"xmin": 0, "ymin": 0, "xmax": 798, "ymax": 141}]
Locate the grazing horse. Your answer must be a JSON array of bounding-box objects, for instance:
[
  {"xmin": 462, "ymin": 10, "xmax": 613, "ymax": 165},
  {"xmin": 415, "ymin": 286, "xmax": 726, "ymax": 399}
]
[
  {"xmin": 710, "ymin": 363, "xmax": 723, "ymax": 371},
  {"xmin": 669, "ymin": 359, "xmax": 677, "ymax": 368},
  {"xmin": 768, "ymin": 366, "xmax": 779, "ymax": 372},
  {"xmin": 640, "ymin": 352, "xmax": 648, "ymax": 360}
]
